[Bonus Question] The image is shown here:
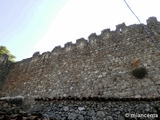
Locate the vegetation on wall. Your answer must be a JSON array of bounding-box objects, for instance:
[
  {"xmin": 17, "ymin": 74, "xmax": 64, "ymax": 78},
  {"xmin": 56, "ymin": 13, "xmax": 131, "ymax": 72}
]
[
  {"xmin": 131, "ymin": 67, "xmax": 148, "ymax": 79},
  {"xmin": 0, "ymin": 46, "xmax": 16, "ymax": 62}
]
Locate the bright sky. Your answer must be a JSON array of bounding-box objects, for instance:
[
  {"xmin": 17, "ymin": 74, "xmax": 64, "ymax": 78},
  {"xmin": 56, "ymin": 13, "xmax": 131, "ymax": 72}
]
[{"xmin": 0, "ymin": 0, "xmax": 160, "ymax": 61}]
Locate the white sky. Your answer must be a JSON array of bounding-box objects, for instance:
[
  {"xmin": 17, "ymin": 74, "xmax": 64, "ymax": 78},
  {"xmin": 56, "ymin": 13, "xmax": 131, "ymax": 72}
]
[{"xmin": 4, "ymin": 0, "xmax": 158, "ymax": 61}]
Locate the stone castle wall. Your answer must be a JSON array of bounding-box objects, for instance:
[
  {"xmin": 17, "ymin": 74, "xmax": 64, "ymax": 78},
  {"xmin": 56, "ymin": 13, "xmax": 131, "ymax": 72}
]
[{"xmin": 1, "ymin": 17, "xmax": 160, "ymax": 102}]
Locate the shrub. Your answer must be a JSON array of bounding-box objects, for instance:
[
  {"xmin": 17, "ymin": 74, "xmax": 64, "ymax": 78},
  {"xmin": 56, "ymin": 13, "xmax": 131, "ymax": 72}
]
[{"xmin": 131, "ymin": 67, "xmax": 148, "ymax": 79}]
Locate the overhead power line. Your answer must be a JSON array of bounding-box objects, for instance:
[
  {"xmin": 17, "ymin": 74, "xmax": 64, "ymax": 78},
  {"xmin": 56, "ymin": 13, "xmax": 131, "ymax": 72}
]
[{"xmin": 124, "ymin": 0, "xmax": 160, "ymax": 52}]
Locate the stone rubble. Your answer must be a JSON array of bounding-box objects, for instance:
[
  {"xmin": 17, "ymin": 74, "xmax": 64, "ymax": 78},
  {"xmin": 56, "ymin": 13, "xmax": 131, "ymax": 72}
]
[{"xmin": 1, "ymin": 99, "xmax": 160, "ymax": 120}]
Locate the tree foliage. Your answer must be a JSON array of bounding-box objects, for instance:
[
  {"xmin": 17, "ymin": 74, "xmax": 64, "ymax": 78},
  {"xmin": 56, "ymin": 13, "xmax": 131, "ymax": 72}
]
[{"xmin": 0, "ymin": 46, "xmax": 16, "ymax": 62}]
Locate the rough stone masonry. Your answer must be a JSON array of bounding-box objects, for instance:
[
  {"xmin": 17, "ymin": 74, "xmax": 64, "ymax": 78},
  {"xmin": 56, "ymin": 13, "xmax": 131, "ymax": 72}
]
[{"xmin": 0, "ymin": 17, "xmax": 160, "ymax": 120}]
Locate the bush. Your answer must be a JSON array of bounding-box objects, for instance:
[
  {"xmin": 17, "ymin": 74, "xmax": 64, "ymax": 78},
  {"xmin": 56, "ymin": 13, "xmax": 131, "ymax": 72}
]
[{"xmin": 131, "ymin": 67, "xmax": 148, "ymax": 79}]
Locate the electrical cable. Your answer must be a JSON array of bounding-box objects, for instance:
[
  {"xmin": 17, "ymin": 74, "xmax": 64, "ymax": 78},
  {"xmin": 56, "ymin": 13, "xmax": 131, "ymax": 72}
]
[{"xmin": 124, "ymin": 0, "xmax": 160, "ymax": 51}]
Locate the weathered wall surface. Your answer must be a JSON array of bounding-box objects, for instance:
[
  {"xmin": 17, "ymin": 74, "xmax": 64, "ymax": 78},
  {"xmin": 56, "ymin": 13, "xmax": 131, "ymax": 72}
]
[
  {"xmin": 0, "ymin": 54, "xmax": 12, "ymax": 92},
  {"xmin": 1, "ymin": 17, "xmax": 160, "ymax": 102}
]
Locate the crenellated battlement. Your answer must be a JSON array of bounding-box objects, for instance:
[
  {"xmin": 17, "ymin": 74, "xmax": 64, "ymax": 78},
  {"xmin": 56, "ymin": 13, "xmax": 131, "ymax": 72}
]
[{"xmin": 21, "ymin": 16, "xmax": 158, "ymax": 62}]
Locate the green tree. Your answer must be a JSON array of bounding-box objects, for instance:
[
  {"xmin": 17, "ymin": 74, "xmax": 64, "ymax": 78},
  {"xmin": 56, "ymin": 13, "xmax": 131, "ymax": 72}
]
[{"xmin": 0, "ymin": 46, "xmax": 16, "ymax": 62}]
